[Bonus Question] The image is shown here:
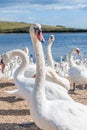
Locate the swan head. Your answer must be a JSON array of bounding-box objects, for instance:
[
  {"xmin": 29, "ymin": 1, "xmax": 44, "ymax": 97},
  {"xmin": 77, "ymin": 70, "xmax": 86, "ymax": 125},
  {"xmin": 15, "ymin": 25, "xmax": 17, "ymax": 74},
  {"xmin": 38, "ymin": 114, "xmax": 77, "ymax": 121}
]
[
  {"xmin": 29, "ymin": 23, "xmax": 45, "ymax": 43},
  {"xmin": 23, "ymin": 47, "xmax": 29, "ymax": 55},
  {"xmin": 0, "ymin": 51, "xmax": 12, "ymax": 65},
  {"xmin": 69, "ymin": 47, "xmax": 80, "ymax": 55},
  {"xmin": 49, "ymin": 35, "xmax": 55, "ymax": 43},
  {"xmin": 73, "ymin": 48, "xmax": 80, "ymax": 55},
  {"xmin": 0, "ymin": 52, "xmax": 11, "ymax": 73}
]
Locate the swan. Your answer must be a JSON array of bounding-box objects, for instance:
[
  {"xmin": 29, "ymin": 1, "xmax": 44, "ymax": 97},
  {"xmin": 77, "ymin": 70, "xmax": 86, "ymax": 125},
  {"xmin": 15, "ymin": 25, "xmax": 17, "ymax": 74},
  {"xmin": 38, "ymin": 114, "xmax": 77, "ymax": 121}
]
[
  {"xmin": 46, "ymin": 34, "xmax": 70, "ymax": 91},
  {"xmin": 68, "ymin": 47, "xmax": 87, "ymax": 91},
  {"xmin": 1, "ymin": 24, "xmax": 73, "ymax": 101},
  {"xmin": 29, "ymin": 24, "xmax": 87, "ymax": 130}
]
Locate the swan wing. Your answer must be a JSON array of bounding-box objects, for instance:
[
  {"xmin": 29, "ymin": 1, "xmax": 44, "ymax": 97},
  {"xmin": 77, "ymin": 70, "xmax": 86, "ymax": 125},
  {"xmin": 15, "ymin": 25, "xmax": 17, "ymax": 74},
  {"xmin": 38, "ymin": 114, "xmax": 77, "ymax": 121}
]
[
  {"xmin": 14, "ymin": 77, "xmax": 34, "ymax": 101},
  {"xmin": 5, "ymin": 89, "xmax": 19, "ymax": 96},
  {"xmin": 7, "ymin": 77, "xmax": 72, "ymax": 101},
  {"xmin": 24, "ymin": 64, "xmax": 36, "ymax": 78},
  {"xmin": 45, "ymin": 81, "xmax": 72, "ymax": 101},
  {"xmin": 69, "ymin": 65, "xmax": 87, "ymax": 83},
  {"xmin": 41, "ymin": 100, "xmax": 87, "ymax": 130}
]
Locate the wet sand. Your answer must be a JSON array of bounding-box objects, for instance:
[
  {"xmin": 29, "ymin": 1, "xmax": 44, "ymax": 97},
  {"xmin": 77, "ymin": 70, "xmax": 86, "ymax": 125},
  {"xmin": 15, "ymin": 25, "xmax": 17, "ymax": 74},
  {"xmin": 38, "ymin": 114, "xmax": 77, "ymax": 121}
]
[{"xmin": 0, "ymin": 78, "xmax": 87, "ymax": 130}]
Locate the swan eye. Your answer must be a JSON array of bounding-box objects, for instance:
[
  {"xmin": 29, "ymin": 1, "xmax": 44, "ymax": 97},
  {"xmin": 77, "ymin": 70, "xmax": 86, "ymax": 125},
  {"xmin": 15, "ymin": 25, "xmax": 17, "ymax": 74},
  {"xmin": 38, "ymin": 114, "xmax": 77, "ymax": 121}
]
[
  {"xmin": 38, "ymin": 30, "xmax": 42, "ymax": 35},
  {"xmin": 76, "ymin": 49, "xmax": 80, "ymax": 55},
  {"xmin": 50, "ymin": 36, "xmax": 53, "ymax": 40},
  {"xmin": 51, "ymin": 36, "xmax": 53, "ymax": 38}
]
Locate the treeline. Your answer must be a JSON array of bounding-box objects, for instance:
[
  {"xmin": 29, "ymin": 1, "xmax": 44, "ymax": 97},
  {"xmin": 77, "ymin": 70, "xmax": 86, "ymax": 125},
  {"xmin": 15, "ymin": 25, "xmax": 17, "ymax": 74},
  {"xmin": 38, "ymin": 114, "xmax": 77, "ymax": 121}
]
[{"xmin": 0, "ymin": 21, "xmax": 87, "ymax": 33}]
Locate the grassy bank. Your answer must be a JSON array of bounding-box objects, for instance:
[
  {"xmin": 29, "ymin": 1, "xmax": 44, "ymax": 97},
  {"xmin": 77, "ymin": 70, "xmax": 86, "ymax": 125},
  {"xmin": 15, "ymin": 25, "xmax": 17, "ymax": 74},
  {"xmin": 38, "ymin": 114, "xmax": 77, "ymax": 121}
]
[{"xmin": 0, "ymin": 21, "xmax": 87, "ymax": 33}]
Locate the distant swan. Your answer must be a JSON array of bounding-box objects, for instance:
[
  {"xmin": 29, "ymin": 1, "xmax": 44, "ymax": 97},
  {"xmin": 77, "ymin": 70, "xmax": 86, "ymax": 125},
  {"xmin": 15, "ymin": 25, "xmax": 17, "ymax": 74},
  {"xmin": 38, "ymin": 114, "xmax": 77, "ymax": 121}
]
[
  {"xmin": 29, "ymin": 24, "xmax": 87, "ymax": 130},
  {"xmin": 68, "ymin": 47, "xmax": 87, "ymax": 91}
]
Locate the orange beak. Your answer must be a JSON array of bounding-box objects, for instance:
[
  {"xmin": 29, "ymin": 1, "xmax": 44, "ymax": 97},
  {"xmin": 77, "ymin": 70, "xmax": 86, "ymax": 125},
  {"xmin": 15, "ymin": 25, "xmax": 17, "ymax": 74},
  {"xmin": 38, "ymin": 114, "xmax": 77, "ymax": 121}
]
[
  {"xmin": 0, "ymin": 59, "xmax": 5, "ymax": 73},
  {"xmin": 1, "ymin": 63, "xmax": 5, "ymax": 73},
  {"xmin": 76, "ymin": 50, "xmax": 80, "ymax": 55},
  {"xmin": 36, "ymin": 30, "xmax": 45, "ymax": 42},
  {"xmin": 32, "ymin": 74, "xmax": 36, "ymax": 78}
]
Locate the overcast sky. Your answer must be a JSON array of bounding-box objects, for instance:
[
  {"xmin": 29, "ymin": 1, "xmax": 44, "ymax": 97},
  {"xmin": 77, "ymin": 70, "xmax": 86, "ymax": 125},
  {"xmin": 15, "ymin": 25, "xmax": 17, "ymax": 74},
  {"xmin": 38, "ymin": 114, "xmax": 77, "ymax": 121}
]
[{"xmin": 0, "ymin": 0, "xmax": 87, "ymax": 28}]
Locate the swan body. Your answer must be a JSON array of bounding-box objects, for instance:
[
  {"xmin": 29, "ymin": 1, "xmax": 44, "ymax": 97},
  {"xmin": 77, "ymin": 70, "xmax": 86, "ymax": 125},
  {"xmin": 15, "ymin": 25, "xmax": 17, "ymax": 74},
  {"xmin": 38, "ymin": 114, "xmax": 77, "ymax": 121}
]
[
  {"xmin": 2, "ymin": 49, "xmax": 72, "ymax": 101},
  {"xmin": 69, "ymin": 64, "xmax": 87, "ymax": 84},
  {"xmin": 29, "ymin": 23, "xmax": 87, "ymax": 130},
  {"xmin": 68, "ymin": 48, "xmax": 87, "ymax": 90}
]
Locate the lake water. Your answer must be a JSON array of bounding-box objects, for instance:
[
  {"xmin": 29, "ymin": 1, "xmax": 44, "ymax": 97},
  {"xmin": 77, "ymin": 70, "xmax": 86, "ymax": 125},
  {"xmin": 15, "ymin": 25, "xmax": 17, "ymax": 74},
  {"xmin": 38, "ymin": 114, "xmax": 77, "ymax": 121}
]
[{"xmin": 0, "ymin": 33, "xmax": 87, "ymax": 62}]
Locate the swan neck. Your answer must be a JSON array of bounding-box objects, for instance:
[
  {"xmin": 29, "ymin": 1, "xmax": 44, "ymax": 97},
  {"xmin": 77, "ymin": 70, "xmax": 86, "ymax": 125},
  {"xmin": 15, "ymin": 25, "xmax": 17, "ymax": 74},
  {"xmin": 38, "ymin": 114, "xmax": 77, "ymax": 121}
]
[
  {"xmin": 46, "ymin": 67, "xmax": 67, "ymax": 89},
  {"xmin": 12, "ymin": 50, "xmax": 29, "ymax": 77},
  {"xmin": 68, "ymin": 50, "xmax": 75, "ymax": 66},
  {"xmin": 46, "ymin": 41, "xmax": 54, "ymax": 68},
  {"xmin": 31, "ymin": 37, "xmax": 46, "ymax": 100}
]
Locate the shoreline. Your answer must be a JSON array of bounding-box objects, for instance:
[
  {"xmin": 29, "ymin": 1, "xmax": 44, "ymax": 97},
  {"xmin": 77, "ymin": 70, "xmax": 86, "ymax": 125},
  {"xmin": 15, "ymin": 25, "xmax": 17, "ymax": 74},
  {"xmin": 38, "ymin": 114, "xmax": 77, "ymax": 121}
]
[
  {"xmin": 0, "ymin": 31, "xmax": 87, "ymax": 34},
  {"xmin": 0, "ymin": 21, "xmax": 87, "ymax": 34}
]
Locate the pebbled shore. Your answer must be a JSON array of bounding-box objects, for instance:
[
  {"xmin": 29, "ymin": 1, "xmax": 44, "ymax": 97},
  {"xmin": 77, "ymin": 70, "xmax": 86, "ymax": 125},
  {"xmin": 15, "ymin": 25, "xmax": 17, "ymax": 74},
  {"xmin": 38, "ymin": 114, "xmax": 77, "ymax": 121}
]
[{"xmin": 0, "ymin": 78, "xmax": 87, "ymax": 130}]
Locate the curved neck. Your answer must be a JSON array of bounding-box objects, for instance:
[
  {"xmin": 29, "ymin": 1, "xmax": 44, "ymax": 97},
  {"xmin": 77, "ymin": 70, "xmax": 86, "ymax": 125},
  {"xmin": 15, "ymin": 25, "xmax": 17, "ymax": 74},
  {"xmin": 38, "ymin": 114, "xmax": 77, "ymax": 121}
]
[
  {"xmin": 68, "ymin": 50, "xmax": 76, "ymax": 66},
  {"xmin": 11, "ymin": 50, "xmax": 29, "ymax": 78},
  {"xmin": 46, "ymin": 40, "xmax": 54, "ymax": 68},
  {"xmin": 31, "ymin": 36, "xmax": 46, "ymax": 100},
  {"xmin": 46, "ymin": 67, "xmax": 67, "ymax": 89}
]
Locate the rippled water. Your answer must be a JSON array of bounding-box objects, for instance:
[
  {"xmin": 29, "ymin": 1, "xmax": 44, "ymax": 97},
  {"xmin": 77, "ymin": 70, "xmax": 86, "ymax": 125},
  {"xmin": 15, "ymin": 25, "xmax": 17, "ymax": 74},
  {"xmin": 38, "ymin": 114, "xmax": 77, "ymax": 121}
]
[{"xmin": 0, "ymin": 33, "xmax": 87, "ymax": 62}]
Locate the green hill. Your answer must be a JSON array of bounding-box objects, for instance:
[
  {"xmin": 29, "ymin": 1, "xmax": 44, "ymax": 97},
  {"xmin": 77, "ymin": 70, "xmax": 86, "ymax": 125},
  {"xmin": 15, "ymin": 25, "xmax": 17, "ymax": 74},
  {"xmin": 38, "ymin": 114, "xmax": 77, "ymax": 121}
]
[{"xmin": 0, "ymin": 21, "xmax": 87, "ymax": 33}]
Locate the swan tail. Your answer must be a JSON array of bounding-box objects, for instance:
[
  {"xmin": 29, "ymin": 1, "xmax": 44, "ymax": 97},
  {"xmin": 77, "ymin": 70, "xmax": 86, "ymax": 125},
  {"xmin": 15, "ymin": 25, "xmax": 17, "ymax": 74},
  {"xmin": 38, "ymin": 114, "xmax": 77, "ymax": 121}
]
[{"xmin": 5, "ymin": 89, "xmax": 19, "ymax": 96}]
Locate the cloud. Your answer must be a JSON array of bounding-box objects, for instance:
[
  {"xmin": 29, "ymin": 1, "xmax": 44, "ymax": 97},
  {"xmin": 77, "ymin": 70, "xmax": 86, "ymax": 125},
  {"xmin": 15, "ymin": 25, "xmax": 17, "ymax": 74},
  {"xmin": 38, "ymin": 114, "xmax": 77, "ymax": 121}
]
[
  {"xmin": 0, "ymin": 0, "xmax": 87, "ymax": 11},
  {"xmin": 0, "ymin": 0, "xmax": 87, "ymax": 7},
  {"xmin": 0, "ymin": 0, "xmax": 87, "ymax": 28},
  {"xmin": 1, "ymin": 2, "xmax": 87, "ymax": 11}
]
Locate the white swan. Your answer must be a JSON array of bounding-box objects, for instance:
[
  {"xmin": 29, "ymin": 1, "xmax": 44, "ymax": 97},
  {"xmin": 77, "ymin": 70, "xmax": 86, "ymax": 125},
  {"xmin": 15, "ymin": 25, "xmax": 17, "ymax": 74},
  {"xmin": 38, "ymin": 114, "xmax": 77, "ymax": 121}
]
[
  {"xmin": 68, "ymin": 47, "xmax": 87, "ymax": 91},
  {"xmin": 29, "ymin": 24, "xmax": 87, "ymax": 130},
  {"xmin": 46, "ymin": 34, "xmax": 70, "ymax": 91}
]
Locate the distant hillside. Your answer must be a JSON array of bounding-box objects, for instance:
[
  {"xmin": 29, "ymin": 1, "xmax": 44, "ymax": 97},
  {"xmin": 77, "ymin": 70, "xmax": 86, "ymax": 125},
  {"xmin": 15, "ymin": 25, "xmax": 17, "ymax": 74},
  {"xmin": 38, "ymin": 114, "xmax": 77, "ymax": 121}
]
[{"xmin": 0, "ymin": 21, "xmax": 87, "ymax": 33}]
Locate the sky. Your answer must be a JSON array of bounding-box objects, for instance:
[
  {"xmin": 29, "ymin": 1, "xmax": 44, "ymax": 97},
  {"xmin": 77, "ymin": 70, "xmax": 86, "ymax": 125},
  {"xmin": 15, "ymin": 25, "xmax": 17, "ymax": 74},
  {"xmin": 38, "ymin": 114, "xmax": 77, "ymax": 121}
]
[{"xmin": 0, "ymin": 0, "xmax": 87, "ymax": 29}]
